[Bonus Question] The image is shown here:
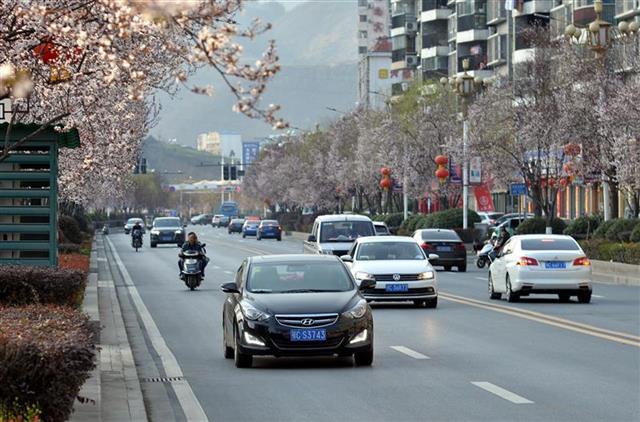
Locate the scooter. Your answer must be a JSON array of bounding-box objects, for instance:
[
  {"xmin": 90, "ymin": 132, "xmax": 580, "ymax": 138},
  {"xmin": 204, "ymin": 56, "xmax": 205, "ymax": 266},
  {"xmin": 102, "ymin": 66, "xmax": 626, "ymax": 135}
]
[
  {"xmin": 102, "ymin": 225, "xmax": 110, "ymax": 235},
  {"xmin": 476, "ymin": 241, "xmax": 495, "ymax": 269},
  {"xmin": 180, "ymin": 244, "xmax": 207, "ymax": 291},
  {"xmin": 131, "ymin": 231, "xmax": 143, "ymax": 252}
]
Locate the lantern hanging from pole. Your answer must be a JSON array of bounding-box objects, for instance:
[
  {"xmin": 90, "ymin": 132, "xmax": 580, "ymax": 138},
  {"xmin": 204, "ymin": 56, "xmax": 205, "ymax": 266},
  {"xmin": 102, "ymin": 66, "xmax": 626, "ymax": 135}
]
[
  {"xmin": 434, "ymin": 155, "xmax": 448, "ymax": 166},
  {"xmin": 379, "ymin": 177, "xmax": 392, "ymax": 190},
  {"xmin": 435, "ymin": 155, "xmax": 449, "ymax": 184},
  {"xmin": 380, "ymin": 167, "xmax": 391, "ymax": 177}
]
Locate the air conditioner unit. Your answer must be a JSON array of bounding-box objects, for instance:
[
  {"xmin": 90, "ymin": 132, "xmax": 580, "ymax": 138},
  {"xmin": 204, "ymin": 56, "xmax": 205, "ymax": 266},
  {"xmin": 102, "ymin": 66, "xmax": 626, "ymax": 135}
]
[
  {"xmin": 405, "ymin": 21, "xmax": 417, "ymax": 33},
  {"xmin": 405, "ymin": 55, "xmax": 418, "ymax": 67}
]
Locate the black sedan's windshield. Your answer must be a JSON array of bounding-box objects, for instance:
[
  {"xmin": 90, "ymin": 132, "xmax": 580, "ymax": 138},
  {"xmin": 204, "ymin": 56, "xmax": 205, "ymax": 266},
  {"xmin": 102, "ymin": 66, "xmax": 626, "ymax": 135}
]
[
  {"xmin": 247, "ymin": 262, "xmax": 354, "ymax": 293},
  {"xmin": 320, "ymin": 221, "xmax": 374, "ymax": 242},
  {"xmin": 154, "ymin": 218, "xmax": 181, "ymax": 228}
]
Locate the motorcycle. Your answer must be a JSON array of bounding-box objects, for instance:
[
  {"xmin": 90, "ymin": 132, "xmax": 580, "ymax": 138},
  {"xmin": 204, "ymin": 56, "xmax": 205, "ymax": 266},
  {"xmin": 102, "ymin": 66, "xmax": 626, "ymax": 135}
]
[
  {"xmin": 180, "ymin": 244, "xmax": 207, "ymax": 291},
  {"xmin": 102, "ymin": 225, "xmax": 110, "ymax": 235},
  {"xmin": 476, "ymin": 241, "xmax": 495, "ymax": 269},
  {"xmin": 131, "ymin": 231, "xmax": 143, "ymax": 252}
]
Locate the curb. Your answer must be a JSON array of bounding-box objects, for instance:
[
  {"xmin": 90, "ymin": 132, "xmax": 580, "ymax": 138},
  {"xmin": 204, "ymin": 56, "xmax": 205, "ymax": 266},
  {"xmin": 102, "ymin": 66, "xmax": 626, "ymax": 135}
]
[{"xmin": 70, "ymin": 248, "xmax": 101, "ymax": 421}]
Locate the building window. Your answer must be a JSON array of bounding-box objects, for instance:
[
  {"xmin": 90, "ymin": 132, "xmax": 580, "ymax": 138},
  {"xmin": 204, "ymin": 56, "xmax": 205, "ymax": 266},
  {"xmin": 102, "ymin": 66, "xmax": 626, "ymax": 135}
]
[
  {"xmin": 359, "ymin": 46, "xmax": 368, "ymax": 54},
  {"xmin": 360, "ymin": 14, "xmax": 368, "ymax": 22},
  {"xmin": 358, "ymin": 0, "xmax": 368, "ymax": 7},
  {"xmin": 360, "ymin": 30, "xmax": 368, "ymax": 39}
]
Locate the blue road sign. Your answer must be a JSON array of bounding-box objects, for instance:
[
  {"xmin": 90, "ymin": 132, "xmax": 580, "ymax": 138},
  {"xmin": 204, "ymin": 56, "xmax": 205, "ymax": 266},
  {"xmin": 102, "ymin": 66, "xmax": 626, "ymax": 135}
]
[{"xmin": 510, "ymin": 183, "xmax": 527, "ymax": 196}]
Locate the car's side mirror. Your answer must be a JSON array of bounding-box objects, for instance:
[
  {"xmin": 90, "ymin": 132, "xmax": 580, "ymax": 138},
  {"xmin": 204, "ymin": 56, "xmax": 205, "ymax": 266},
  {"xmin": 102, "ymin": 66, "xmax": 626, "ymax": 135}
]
[
  {"xmin": 359, "ymin": 279, "xmax": 376, "ymax": 290},
  {"xmin": 307, "ymin": 235, "xmax": 317, "ymax": 242},
  {"xmin": 220, "ymin": 282, "xmax": 240, "ymax": 294},
  {"xmin": 428, "ymin": 253, "xmax": 440, "ymax": 261},
  {"xmin": 340, "ymin": 255, "xmax": 353, "ymax": 263}
]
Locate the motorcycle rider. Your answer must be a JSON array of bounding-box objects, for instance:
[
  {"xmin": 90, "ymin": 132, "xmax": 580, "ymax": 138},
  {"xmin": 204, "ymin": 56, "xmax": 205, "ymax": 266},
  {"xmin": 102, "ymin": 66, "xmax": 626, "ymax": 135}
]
[
  {"xmin": 494, "ymin": 226, "xmax": 511, "ymax": 254},
  {"xmin": 131, "ymin": 221, "xmax": 143, "ymax": 246},
  {"xmin": 179, "ymin": 232, "xmax": 208, "ymax": 277}
]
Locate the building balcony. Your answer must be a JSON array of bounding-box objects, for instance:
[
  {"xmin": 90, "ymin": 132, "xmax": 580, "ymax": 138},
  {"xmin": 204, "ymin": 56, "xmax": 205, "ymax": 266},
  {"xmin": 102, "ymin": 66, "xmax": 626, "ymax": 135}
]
[
  {"xmin": 457, "ymin": 29, "xmax": 490, "ymax": 43},
  {"xmin": 522, "ymin": 0, "xmax": 554, "ymax": 15},
  {"xmin": 457, "ymin": 54, "xmax": 488, "ymax": 72},
  {"xmin": 421, "ymin": 45, "xmax": 450, "ymax": 58},
  {"xmin": 457, "ymin": 13, "xmax": 487, "ymax": 32},
  {"xmin": 513, "ymin": 47, "xmax": 536, "ymax": 64},
  {"xmin": 487, "ymin": 0, "xmax": 506, "ymax": 25},
  {"xmin": 615, "ymin": 0, "xmax": 639, "ymax": 20},
  {"xmin": 421, "ymin": 8, "xmax": 451, "ymax": 22},
  {"xmin": 421, "ymin": 0, "xmax": 448, "ymax": 11}
]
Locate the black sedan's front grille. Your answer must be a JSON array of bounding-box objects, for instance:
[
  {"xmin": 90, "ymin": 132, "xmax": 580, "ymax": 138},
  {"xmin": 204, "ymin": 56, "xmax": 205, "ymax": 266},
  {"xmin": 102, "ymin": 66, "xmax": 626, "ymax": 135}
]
[
  {"xmin": 374, "ymin": 274, "xmax": 422, "ymax": 281},
  {"xmin": 275, "ymin": 314, "xmax": 339, "ymax": 328},
  {"xmin": 271, "ymin": 336, "xmax": 344, "ymax": 350},
  {"xmin": 363, "ymin": 287, "xmax": 435, "ymax": 296}
]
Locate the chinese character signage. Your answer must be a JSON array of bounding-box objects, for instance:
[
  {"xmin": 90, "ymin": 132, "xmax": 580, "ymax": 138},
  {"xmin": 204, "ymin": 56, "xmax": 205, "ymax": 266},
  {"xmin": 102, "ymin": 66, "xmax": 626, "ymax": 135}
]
[{"xmin": 242, "ymin": 142, "xmax": 260, "ymax": 167}]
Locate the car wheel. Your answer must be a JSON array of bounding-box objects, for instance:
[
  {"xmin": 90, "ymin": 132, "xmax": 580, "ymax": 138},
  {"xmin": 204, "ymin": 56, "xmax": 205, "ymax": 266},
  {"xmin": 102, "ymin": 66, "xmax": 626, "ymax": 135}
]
[
  {"xmin": 488, "ymin": 274, "xmax": 501, "ymax": 300},
  {"xmin": 413, "ymin": 300, "xmax": 425, "ymax": 307},
  {"xmin": 277, "ymin": 236, "xmax": 282, "ymax": 241},
  {"xmin": 505, "ymin": 276, "xmax": 519, "ymax": 303},
  {"xmin": 354, "ymin": 347, "xmax": 374, "ymax": 367},
  {"xmin": 150, "ymin": 243, "xmax": 157, "ymax": 248},
  {"xmin": 458, "ymin": 264, "xmax": 467, "ymax": 272},
  {"xmin": 444, "ymin": 265, "xmax": 452, "ymax": 271},
  {"xmin": 476, "ymin": 258, "xmax": 486, "ymax": 269},
  {"xmin": 233, "ymin": 328, "xmax": 252, "ymax": 368},
  {"xmin": 425, "ymin": 297, "xmax": 438, "ymax": 308},
  {"xmin": 558, "ymin": 293, "xmax": 571, "ymax": 303},
  {"xmin": 577, "ymin": 292, "xmax": 592, "ymax": 304},
  {"xmin": 223, "ymin": 317, "xmax": 233, "ymax": 359}
]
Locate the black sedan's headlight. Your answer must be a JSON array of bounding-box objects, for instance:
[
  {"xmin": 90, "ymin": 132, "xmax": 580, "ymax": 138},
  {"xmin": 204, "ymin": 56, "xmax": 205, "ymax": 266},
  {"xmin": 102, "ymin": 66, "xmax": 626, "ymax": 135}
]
[{"xmin": 343, "ymin": 299, "xmax": 368, "ymax": 319}]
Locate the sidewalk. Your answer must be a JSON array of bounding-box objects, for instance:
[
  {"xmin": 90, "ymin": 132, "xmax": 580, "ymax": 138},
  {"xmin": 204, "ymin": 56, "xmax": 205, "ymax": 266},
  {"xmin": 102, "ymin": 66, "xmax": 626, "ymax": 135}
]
[{"xmin": 70, "ymin": 237, "xmax": 148, "ymax": 422}]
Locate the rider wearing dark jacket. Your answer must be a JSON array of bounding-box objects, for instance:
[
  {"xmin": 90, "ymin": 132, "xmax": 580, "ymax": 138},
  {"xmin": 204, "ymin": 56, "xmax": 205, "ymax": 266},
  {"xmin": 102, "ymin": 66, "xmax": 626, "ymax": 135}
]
[
  {"xmin": 131, "ymin": 222, "xmax": 143, "ymax": 245},
  {"xmin": 179, "ymin": 232, "xmax": 208, "ymax": 276}
]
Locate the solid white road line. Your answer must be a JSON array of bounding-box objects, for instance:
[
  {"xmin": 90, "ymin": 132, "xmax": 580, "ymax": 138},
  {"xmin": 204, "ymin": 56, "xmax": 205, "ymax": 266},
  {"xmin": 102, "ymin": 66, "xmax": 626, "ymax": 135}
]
[
  {"xmin": 390, "ymin": 346, "xmax": 430, "ymax": 360},
  {"xmin": 106, "ymin": 237, "xmax": 210, "ymax": 422},
  {"xmin": 211, "ymin": 265, "xmax": 221, "ymax": 270},
  {"xmin": 592, "ymin": 295, "xmax": 605, "ymax": 299},
  {"xmin": 471, "ymin": 382, "xmax": 534, "ymax": 404},
  {"xmin": 474, "ymin": 276, "xmax": 487, "ymax": 281},
  {"xmin": 224, "ymin": 270, "xmax": 233, "ymax": 275}
]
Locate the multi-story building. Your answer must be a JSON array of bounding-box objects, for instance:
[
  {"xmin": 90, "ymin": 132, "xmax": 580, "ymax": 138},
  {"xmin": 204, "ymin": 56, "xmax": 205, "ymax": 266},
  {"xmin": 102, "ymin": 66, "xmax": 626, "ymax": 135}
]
[
  {"xmin": 196, "ymin": 132, "xmax": 221, "ymax": 155},
  {"xmin": 358, "ymin": 0, "xmax": 398, "ymax": 109},
  {"xmin": 390, "ymin": 0, "xmax": 419, "ymax": 95}
]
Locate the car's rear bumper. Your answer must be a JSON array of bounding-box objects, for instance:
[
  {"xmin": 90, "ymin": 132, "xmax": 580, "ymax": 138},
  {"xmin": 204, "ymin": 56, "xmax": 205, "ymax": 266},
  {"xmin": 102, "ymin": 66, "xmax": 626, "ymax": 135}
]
[
  {"xmin": 430, "ymin": 258, "xmax": 466, "ymax": 266},
  {"xmin": 258, "ymin": 231, "xmax": 281, "ymax": 238},
  {"xmin": 237, "ymin": 317, "xmax": 373, "ymax": 357}
]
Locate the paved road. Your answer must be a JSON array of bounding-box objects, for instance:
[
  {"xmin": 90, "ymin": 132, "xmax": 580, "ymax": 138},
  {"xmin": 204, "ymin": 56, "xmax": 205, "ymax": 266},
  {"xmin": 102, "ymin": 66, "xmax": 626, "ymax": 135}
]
[{"xmin": 106, "ymin": 226, "xmax": 640, "ymax": 422}]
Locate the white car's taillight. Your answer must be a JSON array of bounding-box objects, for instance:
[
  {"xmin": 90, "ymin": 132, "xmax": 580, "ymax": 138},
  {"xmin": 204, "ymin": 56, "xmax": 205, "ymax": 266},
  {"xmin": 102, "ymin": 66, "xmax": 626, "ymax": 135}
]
[
  {"xmin": 573, "ymin": 256, "xmax": 591, "ymax": 266},
  {"xmin": 516, "ymin": 256, "xmax": 539, "ymax": 266}
]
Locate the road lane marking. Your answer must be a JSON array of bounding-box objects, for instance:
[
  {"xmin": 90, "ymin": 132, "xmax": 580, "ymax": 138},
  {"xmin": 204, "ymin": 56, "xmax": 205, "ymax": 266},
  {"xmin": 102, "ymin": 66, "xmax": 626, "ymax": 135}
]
[
  {"xmin": 211, "ymin": 265, "xmax": 221, "ymax": 270},
  {"xmin": 592, "ymin": 295, "xmax": 605, "ymax": 299},
  {"xmin": 224, "ymin": 270, "xmax": 233, "ymax": 275},
  {"xmin": 471, "ymin": 382, "xmax": 534, "ymax": 404},
  {"xmin": 439, "ymin": 292, "xmax": 640, "ymax": 348},
  {"xmin": 105, "ymin": 237, "xmax": 210, "ymax": 422},
  {"xmin": 475, "ymin": 276, "xmax": 486, "ymax": 281},
  {"xmin": 390, "ymin": 346, "xmax": 430, "ymax": 360}
]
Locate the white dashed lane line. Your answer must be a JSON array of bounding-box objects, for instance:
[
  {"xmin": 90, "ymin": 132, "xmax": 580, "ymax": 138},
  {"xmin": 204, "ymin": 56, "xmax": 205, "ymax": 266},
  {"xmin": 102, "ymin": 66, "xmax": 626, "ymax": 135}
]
[
  {"xmin": 390, "ymin": 346, "xmax": 430, "ymax": 360},
  {"xmin": 474, "ymin": 276, "xmax": 487, "ymax": 281},
  {"xmin": 224, "ymin": 270, "xmax": 233, "ymax": 275},
  {"xmin": 471, "ymin": 382, "xmax": 534, "ymax": 404}
]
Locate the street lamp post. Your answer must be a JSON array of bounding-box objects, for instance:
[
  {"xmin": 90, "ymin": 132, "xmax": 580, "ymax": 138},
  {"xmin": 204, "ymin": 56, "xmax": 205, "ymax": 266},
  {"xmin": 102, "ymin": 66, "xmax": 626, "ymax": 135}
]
[
  {"xmin": 564, "ymin": 0, "xmax": 639, "ymax": 221},
  {"xmin": 440, "ymin": 59, "xmax": 488, "ymax": 230}
]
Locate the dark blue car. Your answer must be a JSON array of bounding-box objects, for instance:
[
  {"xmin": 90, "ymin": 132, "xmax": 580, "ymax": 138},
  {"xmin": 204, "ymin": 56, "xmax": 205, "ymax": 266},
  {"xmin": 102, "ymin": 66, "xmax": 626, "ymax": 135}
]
[
  {"xmin": 242, "ymin": 220, "xmax": 260, "ymax": 238},
  {"xmin": 257, "ymin": 220, "xmax": 282, "ymax": 241}
]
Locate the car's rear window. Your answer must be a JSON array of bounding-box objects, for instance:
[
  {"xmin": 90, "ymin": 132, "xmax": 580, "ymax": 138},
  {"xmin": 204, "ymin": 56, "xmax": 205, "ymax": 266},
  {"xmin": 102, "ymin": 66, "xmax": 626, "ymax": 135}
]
[
  {"xmin": 261, "ymin": 220, "xmax": 279, "ymax": 225},
  {"xmin": 420, "ymin": 230, "xmax": 461, "ymax": 241},
  {"xmin": 521, "ymin": 238, "xmax": 580, "ymax": 251},
  {"xmin": 375, "ymin": 225, "xmax": 389, "ymax": 234}
]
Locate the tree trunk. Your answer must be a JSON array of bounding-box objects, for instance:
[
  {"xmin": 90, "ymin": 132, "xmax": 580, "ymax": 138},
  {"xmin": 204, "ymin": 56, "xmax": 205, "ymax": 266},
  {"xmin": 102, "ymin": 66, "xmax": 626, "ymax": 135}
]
[{"xmin": 608, "ymin": 180, "xmax": 619, "ymax": 219}]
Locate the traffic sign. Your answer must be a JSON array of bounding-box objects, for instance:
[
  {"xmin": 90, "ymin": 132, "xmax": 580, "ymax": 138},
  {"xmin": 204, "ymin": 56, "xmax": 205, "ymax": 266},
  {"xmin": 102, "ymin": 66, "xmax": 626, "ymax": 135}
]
[{"xmin": 510, "ymin": 183, "xmax": 527, "ymax": 196}]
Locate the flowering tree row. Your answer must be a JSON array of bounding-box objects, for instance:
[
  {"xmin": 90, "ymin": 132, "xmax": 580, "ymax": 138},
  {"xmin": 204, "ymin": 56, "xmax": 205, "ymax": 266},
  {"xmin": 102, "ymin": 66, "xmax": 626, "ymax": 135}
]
[{"xmin": 0, "ymin": 0, "xmax": 284, "ymax": 204}]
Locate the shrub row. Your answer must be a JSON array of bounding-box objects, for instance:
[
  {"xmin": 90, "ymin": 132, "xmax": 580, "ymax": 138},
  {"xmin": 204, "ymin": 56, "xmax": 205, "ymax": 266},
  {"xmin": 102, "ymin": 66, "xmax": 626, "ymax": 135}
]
[
  {"xmin": 579, "ymin": 240, "xmax": 640, "ymax": 265},
  {"xmin": 631, "ymin": 224, "xmax": 640, "ymax": 243},
  {"xmin": 0, "ymin": 266, "xmax": 86, "ymax": 308},
  {"xmin": 398, "ymin": 209, "xmax": 480, "ymax": 233},
  {"xmin": 371, "ymin": 213, "xmax": 404, "ymax": 229},
  {"xmin": 58, "ymin": 215, "xmax": 84, "ymax": 244},
  {"xmin": 563, "ymin": 215, "xmax": 602, "ymax": 239},
  {"xmin": 515, "ymin": 217, "xmax": 567, "ymax": 235},
  {"xmin": 0, "ymin": 305, "xmax": 96, "ymax": 422},
  {"xmin": 57, "ymin": 243, "xmax": 81, "ymax": 254}
]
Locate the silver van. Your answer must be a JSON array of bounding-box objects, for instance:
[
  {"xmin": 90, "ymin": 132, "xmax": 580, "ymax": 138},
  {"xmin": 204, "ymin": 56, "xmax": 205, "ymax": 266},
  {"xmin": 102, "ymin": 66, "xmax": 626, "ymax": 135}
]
[{"xmin": 303, "ymin": 215, "xmax": 376, "ymax": 256}]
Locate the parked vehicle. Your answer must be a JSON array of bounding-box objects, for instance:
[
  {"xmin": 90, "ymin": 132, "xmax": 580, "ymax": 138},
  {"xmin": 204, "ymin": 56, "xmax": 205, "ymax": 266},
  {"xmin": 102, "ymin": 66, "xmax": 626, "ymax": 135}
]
[
  {"xmin": 218, "ymin": 216, "xmax": 230, "ymax": 227},
  {"xmin": 212, "ymin": 214, "xmax": 224, "ymax": 227},
  {"xmin": 477, "ymin": 212, "xmax": 505, "ymax": 227},
  {"xmin": 124, "ymin": 218, "xmax": 144, "ymax": 235},
  {"xmin": 303, "ymin": 215, "xmax": 376, "ymax": 256},
  {"xmin": 150, "ymin": 217, "xmax": 186, "ymax": 247},
  {"xmin": 219, "ymin": 201, "xmax": 239, "ymax": 219},
  {"xmin": 341, "ymin": 236, "xmax": 438, "ymax": 307},
  {"xmin": 257, "ymin": 220, "xmax": 282, "ymax": 241},
  {"xmin": 242, "ymin": 220, "xmax": 260, "ymax": 238},
  {"xmin": 228, "ymin": 218, "xmax": 245, "ymax": 234},
  {"xmin": 180, "ymin": 245, "xmax": 207, "ymax": 291},
  {"xmin": 488, "ymin": 235, "xmax": 593, "ymax": 303},
  {"xmin": 412, "ymin": 229, "xmax": 467, "ymax": 272},
  {"xmin": 373, "ymin": 221, "xmax": 391, "ymax": 236},
  {"xmin": 476, "ymin": 240, "xmax": 496, "ymax": 269},
  {"xmin": 102, "ymin": 224, "xmax": 110, "ymax": 235},
  {"xmin": 220, "ymin": 254, "xmax": 374, "ymax": 368}
]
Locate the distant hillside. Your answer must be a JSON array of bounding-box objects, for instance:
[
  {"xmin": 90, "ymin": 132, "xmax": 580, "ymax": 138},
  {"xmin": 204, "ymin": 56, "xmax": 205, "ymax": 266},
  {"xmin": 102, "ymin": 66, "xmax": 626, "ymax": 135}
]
[{"xmin": 142, "ymin": 136, "xmax": 222, "ymax": 182}]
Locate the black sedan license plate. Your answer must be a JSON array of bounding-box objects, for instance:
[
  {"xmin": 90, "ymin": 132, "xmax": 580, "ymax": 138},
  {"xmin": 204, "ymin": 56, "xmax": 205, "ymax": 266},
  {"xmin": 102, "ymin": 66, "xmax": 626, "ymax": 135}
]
[
  {"xmin": 290, "ymin": 329, "xmax": 326, "ymax": 342},
  {"xmin": 162, "ymin": 235, "xmax": 172, "ymax": 241}
]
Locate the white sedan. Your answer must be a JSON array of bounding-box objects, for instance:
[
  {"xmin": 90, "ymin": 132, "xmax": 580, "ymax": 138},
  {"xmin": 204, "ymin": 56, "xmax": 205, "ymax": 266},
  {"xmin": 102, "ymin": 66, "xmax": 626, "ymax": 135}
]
[
  {"xmin": 488, "ymin": 234, "xmax": 593, "ymax": 303},
  {"xmin": 341, "ymin": 236, "xmax": 439, "ymax": 308}
]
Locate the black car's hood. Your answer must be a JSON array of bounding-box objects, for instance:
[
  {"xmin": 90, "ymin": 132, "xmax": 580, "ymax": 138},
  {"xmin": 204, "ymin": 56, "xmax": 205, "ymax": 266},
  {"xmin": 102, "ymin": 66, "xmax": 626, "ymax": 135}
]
[{"xmin": 246, "ymin": 290, "xmax": 360, "ymax": 315}]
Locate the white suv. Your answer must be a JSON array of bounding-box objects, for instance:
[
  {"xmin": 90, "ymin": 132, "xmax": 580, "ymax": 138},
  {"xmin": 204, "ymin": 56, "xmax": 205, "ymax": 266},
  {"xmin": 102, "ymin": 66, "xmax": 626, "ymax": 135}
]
[{"xmin": 303, "ymin": 214, "xmax": 375, "ymax": 257}]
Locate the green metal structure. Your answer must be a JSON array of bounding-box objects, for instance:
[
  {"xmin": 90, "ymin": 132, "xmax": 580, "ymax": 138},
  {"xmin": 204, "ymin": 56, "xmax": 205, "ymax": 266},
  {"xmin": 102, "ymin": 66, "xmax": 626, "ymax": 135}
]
[{"xmin": 0, "ymin": 124, "xmax": 80, "ymax": 266}]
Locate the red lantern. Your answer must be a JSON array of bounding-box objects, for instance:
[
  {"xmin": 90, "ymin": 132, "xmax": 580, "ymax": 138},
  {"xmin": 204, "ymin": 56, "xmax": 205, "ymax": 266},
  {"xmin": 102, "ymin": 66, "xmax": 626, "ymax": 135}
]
[
  {"xmin": 548, "ymin": 178, "xmax": 556, "ymax": 188},
  {"xmin": 379, "ymin": 178, "xmax": 392, "ymax": 190},
  {"xmin": 434, "ymin": 155, "xmax": 448, "ymax": 166},
  {"xmin": 380, "ymin": 167, "xmax": 391, "ymax": 177},
  {"xmin": 564, "ymin": 143, "xmax": 581, "ymax": 157},
  {"xmin": 559, "ymin": 178, "xmax": 568, "ymax": 189},
  {"xmin": 563, "ymin": 162, "xmax": 574, "ymax": 174},
  {"xmin": 33, "ymin": 40, "xmax": 59, "ymax": 64},
  {"xmin": 435, "ymin": 168, "xmax": 449, "ymax": 181}
]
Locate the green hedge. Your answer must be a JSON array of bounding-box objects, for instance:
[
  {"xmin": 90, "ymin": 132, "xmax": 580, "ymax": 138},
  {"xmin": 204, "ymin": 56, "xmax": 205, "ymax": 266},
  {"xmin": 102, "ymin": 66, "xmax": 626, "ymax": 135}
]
[
  {"xmin": 398, "ymin": 209, "xmax": 480, "ymax": 234},
  {"xmin": 0, "ymin": 266, "xmax": 86, "ymax": 308},
  {"xmin": 604, "ymin": 219, "xmax": 639, "ymax": 242},
  {"xmin": 631, "ymin": 224, "xmax": 640, "ymax": 243},
  {"xmin": 563, "ymin": 215, "xmax": 602, "ymax": 239},
  {"xmin": 516, "ymin": 217, "xmax": 567, "ymax": 235},
  {"xmin": 372, "ymin": 213, "xmax": 404, "ymax": 228},
  {"xmin": 579, "ymin": 240, "xmax": 640, "ymax": 265},
  {"xmin": 593, "ymin": 218, "xmax": 619, "ymax": 239},
  {"xmin": 58, "ymin": 215, "xmax": 83, "ymax": 244},
  {"xmin": 399, "ymin": 215, "xmax": 423, "ymax": 233},
  {"xmin": 0, "ymin": 305, "xmax": 96, "ymax": 422}
]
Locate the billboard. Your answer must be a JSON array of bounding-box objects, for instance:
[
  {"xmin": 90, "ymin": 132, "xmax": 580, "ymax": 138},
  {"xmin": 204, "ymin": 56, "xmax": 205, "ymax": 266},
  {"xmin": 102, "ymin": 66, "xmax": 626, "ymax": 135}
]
[{"xmin": 242, "ymin": 142, "xmax": 260, "ymax": 167}]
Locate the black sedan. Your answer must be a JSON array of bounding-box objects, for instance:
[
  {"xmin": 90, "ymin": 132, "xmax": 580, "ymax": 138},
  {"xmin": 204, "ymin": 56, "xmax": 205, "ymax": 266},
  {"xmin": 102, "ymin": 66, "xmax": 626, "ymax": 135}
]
[
  {"xmin": 412, "ymin": 228, "xmax": 467, "ymax": 272},
  {"xmin": 228, "ymin": 218, "xmax": 245, "ymax": 234},
  {"xmin": 221, "ymin": 255, "xmax": 375, "ymax": 368},
  {"xmin": 150, "ymin": 217, "xmax": 186, "ymax": 247}
]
